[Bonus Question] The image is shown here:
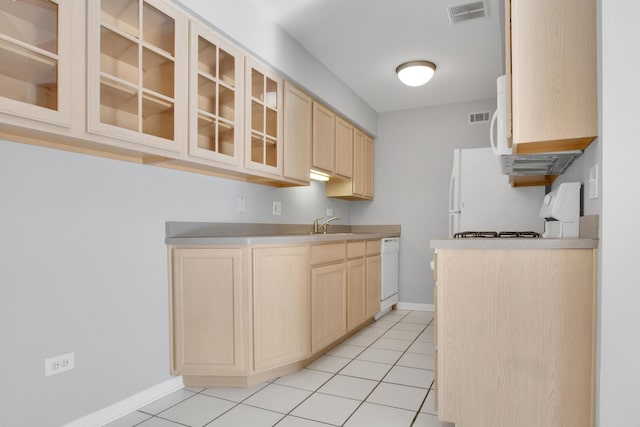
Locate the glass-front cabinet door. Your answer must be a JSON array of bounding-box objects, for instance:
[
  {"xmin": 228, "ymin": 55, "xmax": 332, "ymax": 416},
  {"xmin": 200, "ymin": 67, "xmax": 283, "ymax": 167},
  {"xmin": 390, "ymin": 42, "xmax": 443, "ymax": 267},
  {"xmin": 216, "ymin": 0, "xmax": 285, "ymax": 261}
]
[
  {"xmin": 87, "ymin": 0, "xmax": 187, "ymax": 153},
  {"xmin": 245, "ymin": 57, "xmax": 283, "ymax": 177},
  {"xmin": 188, "ymin": 21, "xmax": 244, "ymax": 167},
  {"xmin": 0, "ymin": 0, "xmax": 71, "ymax": 126}
]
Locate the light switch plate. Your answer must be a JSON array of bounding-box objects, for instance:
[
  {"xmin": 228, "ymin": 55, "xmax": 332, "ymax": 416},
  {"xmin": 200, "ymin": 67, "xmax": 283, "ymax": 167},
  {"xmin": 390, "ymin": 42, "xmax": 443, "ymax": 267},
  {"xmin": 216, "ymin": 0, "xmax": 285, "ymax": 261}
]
[
  {"xmin": 588, "ymin": 164, "xmax": 599, "ymax": 199},
  {"xmin": 272, "ymin": 201, "xmax": 282, "ymax": 216}
]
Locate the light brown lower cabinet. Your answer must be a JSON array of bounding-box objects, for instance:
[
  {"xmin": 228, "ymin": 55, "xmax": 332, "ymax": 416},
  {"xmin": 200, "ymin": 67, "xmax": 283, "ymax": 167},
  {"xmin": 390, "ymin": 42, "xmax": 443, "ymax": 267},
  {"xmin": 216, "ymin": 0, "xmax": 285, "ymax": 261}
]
[
  {"xmin": 253, "ymin": 246, "xmax": 310, "ymax": 372},
  {"xmin": 311, "ymin": 262, "xmax": 347, "ymax": 353},
  {"xmin": 434, "ymin": 248, "xmax": 596, "ymax": 427},
  {"xmin": 169, "ymin": 239, "xmax": 382, "ymax": 387},
  {"xmin": 346, "ymin": 258, "xmax": 366, "ymax": 332},
  {"xmin": 170, "ymin": 248, "xmax": 249, "ymax": 377},
  {"xmin": 346, "ymin": 241, "xmax": 367, "ymax": 332},
  {"xmin": 365, "ymin": 240, "xmax": 381, "ymax": 318}
]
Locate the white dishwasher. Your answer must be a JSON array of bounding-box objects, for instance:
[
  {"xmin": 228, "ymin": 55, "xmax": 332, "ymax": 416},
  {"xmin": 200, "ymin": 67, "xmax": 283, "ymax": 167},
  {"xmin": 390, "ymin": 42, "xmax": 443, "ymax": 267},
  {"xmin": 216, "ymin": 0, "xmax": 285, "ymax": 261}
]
[{"xmin": 378, "ymin": 237, "xmax": 400, "ymax": 318}]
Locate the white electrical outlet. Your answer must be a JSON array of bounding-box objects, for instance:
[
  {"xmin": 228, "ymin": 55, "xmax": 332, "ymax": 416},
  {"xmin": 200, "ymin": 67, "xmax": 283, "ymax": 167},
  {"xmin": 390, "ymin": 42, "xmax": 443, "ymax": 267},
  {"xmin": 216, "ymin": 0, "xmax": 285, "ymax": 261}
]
[
  {"xmin": 272, "ymin": 201, "xmax": 282, "ymax": 216},
  {"xmin": 326, "ymin": 208, "xmax": 333, "ymax": 216},
  {"xmin": 45, "ymin": 352, "xmax": 75, "ymax": 376}
]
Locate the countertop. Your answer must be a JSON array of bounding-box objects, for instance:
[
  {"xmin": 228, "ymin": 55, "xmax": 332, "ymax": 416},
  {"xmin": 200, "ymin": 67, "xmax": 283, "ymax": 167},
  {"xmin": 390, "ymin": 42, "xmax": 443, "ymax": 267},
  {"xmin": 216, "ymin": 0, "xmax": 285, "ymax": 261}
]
[
  {"xmin": 431, "ymin": 215, "xmax": 600, "ymax": 249},
  {"xmin": 430, "ymin": 237, "xmax": 599, "ymax": 250},
  {"xmin": 165, "ymin": 222, "xmax": 401, "ymax": 246}
]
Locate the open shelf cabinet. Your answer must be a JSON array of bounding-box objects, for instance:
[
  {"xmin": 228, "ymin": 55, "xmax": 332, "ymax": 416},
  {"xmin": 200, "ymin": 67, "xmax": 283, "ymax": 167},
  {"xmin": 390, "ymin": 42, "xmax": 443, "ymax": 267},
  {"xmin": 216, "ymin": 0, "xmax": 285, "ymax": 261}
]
[
  {"xmin": 0, "ymin": 0, "xmax": 71, "ymax": 126},
  {"xmin": 87, "ymin": 0, "xmax": 187, "ymax": 153},
  {"xmin": 244, "ymin": 57, "xmax": 283, "ymax": 177},
  {"xmin": 188, "ymin": 20, "xmax": 244, "ymax": 167}
]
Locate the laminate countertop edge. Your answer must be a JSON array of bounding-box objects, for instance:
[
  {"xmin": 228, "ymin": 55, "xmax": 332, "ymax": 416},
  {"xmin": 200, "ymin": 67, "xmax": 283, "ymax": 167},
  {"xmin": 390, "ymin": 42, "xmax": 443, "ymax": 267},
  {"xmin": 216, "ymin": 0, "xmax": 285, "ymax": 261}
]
[
  {"xmin": 165, "ymin": 222, "xmax": 401, "ymax": 245},
  {"xmin": 430, "ymin": 238, "xmax": 599, "ymax": 250}
]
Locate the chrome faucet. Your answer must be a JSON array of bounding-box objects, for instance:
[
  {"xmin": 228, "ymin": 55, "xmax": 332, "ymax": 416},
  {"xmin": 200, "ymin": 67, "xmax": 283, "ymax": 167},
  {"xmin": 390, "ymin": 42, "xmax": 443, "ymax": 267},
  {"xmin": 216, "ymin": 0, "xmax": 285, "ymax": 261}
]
[{"xmin": 313, "ymin": 216, "xmax": 340, "ymax": 234}]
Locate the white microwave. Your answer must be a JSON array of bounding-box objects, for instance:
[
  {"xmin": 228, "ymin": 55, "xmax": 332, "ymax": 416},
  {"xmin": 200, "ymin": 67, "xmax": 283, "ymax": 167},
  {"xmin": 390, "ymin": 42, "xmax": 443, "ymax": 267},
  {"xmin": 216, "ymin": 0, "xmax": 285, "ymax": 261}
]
[{"xmin": 490, "ymin": 75, "xmax": 511, "ymax": 155}]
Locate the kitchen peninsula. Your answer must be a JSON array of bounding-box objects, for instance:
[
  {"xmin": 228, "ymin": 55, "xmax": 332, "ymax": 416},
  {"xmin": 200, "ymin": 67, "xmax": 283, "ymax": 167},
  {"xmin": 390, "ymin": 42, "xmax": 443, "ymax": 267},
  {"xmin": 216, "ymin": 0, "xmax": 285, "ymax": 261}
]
[
  {"xmin": 430, "ymin": 233, "xmax": 598, "ymax": 427},
  {"xmin": 165, "ymin": 222, "xmax": 400, "ymax": 387}
]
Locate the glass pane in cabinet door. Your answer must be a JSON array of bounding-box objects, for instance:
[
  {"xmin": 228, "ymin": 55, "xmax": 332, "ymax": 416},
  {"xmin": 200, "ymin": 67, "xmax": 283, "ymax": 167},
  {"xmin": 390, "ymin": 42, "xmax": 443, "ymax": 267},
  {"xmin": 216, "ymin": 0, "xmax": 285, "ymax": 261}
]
[
  {"xmin": 197, "ymin": 75, "xmax": 216, "ymax": 113},
  {"xmin": 101, "ymin": 0, "xmax": 139, "ymax": 39},
  {"xmin": 265, "ymin": 107, "xmax": 277, "ymax": 138},
  {"xmin": 251, "ymin": 100, "xmax": 264, "ymax": 133},
  {"xmin": 265, "ymin": 137, "xmax": 277, "ymax": 167},
  {"xmin": 197, "ymin": 116, "xmax": 216, "ymax": 151},
  {"xmin": 252, "ymin": 69, "xmax": 264, "ymax": 100},
  {"xmin": 0, "ymin": 0, "xmax": 58, "ymax": 53},
  {"xmin": 265, "ymin": 78, "xmax": 277, "ymax": 109},
  {"xmin": 219, "ymin": 48, "xmax": 235, "ymax": 86},
  {"xmin": 0, "ymin": 40, "xmax": 57, "ymax": 110},
  {"xmin": 100, "ymin": 80, "xmax": 138, "ymax": 131},
  {"xmin": 218, "ymin": 122, "xmax": 235, "ymax": 156},
  {"xmin": 100, "ymin": 27, "xmax": 138, "ymax": 85},
  {"xmin": 197, "ymin": 36, "xmax": 216, "ymax": 77},
  {"xmin": 142, "ymin": 47, "xmax": 174, "ymax": 97},
  {"xmin": 251, "ymin": 133, "xmax": 264, "ymax": 164},
  {"xmin": 142, "ymin": 2, "xmax": 174, "ymax": 55},
  {"xmin": 142, "ymin": 93, "xmax": 174, "ymax": 139},
  {"xmin": 218, "ymin": 85, "xmax": 234, "ymax": 121}
]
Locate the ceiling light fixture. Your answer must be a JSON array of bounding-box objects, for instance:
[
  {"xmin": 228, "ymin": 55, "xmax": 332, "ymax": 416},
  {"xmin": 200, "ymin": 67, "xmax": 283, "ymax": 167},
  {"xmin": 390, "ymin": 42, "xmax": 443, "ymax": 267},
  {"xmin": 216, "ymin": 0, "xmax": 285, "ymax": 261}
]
[{"xmin": 396, "ymin": 60, "xmax": 437, "ymax": 87}]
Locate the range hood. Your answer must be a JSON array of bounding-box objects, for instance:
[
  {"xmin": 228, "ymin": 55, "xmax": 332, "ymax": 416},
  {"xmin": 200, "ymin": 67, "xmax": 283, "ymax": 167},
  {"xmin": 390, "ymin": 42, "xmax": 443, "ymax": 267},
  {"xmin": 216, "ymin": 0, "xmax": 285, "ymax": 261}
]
[{"xmin": 499, "ymin": 150, "xmax": 583, "ymax": 176}]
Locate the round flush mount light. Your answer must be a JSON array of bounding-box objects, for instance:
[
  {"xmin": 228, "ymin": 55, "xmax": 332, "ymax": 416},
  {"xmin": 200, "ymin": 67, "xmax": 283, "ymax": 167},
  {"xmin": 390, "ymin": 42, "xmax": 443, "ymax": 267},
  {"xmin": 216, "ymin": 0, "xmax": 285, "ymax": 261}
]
[{"xmin": 396, "ymin": 60, "xmax": 437, "ymax": 87}]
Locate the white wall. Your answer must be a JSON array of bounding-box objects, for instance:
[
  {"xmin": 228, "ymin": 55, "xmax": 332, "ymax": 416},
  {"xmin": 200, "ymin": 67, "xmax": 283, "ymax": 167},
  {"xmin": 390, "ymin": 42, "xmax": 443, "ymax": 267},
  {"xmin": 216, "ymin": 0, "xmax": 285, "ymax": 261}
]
[
  {"xmin": 598, "ymin": 0, "xmax": 640, "ymax": 425},
  {"xmin": 351, "ymin": 99, "xmax": 496, "ymax": 305},
  {"xmin": 0, "ymin": 140, "xmax": 351, "ymax": 426},
  {"xmin": 175, "ymin": 0, "xmax": 378, "ymax": 135}
]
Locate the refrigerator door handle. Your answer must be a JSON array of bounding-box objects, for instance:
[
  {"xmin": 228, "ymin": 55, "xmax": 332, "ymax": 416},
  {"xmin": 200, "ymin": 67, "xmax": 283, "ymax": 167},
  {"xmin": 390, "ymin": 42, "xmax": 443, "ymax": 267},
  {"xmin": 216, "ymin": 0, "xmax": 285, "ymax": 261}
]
[
  {"xmin": 490, "ymin": 110, "xmax": 499, "ymax": 156},
  {"xmin": 448, "ymin": 172, "xmax": 458, "ymax": 213}
]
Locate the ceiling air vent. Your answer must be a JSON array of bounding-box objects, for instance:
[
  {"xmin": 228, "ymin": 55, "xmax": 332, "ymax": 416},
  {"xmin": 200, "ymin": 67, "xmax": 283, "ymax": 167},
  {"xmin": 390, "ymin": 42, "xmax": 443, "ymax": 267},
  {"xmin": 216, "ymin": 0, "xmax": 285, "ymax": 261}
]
[
  {"xmin": 447, "ymin": 1, "xmax": 487, "ymax": 24},
  {"xmin": 468, "ymin": 111, "xmax": 491, "ymax": 124}
]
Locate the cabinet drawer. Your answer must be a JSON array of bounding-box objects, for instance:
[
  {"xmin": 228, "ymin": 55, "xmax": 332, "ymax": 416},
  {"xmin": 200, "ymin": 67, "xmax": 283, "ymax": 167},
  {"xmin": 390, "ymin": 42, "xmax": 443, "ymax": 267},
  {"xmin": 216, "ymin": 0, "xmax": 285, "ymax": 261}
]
[
  {"xmin": 347, "ymin": 241, "xmax": 366, "ymax": 258},
  {"xmin": 311, "ymin": 242, "xmax": 346, "ymax": 265},
  {"xmin": 366, "ymin": 239, "xmax": 381, "ymax": 256}
]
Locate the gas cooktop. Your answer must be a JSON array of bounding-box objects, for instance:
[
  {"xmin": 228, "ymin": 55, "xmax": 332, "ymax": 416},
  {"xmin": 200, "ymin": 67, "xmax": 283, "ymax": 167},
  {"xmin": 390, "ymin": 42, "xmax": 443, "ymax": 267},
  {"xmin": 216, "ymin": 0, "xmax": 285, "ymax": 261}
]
[{"xmin": 453, "ymin": 231, "xmax": 542, "ymax": 239}]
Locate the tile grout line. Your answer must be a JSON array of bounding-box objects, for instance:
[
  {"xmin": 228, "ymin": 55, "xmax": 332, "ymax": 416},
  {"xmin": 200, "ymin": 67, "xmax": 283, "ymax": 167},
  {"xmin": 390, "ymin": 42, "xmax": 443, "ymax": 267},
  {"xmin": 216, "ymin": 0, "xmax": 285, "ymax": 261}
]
[
  {"xmin": 272, "ymin": 310, "xmax": 415, "ymax": 426},
  {"xmin": 128, "ymin": 310, "xmax": 434, "ymax": 427},
  {"xmin": 338, "ymin": 310, "xmax": 433, "ymax": 426}
]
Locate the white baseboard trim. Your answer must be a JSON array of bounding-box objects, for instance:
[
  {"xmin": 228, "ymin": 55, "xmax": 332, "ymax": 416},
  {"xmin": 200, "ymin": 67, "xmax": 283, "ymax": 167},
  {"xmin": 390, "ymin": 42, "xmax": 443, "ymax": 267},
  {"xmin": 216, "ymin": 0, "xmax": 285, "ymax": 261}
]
[
  {"xmin": 396, "ymin": 302, "xmax": 434, "ymax": 312},
  {"xmin": 64, "ymin": 376, "xmax": 184, "ymax": 427}
]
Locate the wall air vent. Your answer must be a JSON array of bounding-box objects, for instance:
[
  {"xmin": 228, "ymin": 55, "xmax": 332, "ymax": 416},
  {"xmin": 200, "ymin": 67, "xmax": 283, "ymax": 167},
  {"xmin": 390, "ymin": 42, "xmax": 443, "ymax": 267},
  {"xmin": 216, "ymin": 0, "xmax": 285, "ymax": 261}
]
[
  {"xmin": 468, "ymin": 111, "xmax": 491, "ymax": 124},
  {"xmin": 447, "ymin": 1, "xmax": 487, "ymax": 24}
]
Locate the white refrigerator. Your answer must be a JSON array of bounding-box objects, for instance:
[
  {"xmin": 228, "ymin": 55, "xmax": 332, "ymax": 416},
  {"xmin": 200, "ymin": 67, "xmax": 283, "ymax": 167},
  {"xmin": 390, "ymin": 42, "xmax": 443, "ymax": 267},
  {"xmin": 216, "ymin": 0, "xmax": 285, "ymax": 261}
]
[{"xmin": 448, "ymin": 147, "xmax": 545, "ymax": 236}]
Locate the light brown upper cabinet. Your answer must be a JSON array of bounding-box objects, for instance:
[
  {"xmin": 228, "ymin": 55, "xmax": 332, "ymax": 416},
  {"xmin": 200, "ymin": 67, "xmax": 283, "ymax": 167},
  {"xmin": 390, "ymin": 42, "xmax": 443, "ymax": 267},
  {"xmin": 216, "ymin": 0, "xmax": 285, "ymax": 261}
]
[
  {"xmin": 326, "ymin": 130, "xmax": 374, "ymax": 200},
  {"xmin": 0, "ymin": 0, "xmax": 72, "ymax": 127},
  {"xmin": 507, "ymin": 0, "xmax": 597, "ymax": 155},
  {"xmin": 312, "ymin": 102, "xmax": 335, "ymax": 174},
  {"xmin": 283, "ymin": 82, "xmax": 312, "ymax": 184},
  {"xmin": 312, "ymin": 102, "xmax": 353, "ymax": 180},
  {"xmin": 87, "ymin": 0, "xmax": 188, "ymax": 153},
  {"xmin": 187, "ymin": 20, "xmax": 244, "ymax": 168},
  {"xmin": 244, "ymin": 57, "xmax": 283, "ymax": 178},
  {"xmin": 363, "ymin": 134, "xmax": 374, "ymax": 198},
  {"xmin": 334, "ymin": 116, "xmax": 353, "ymax": 178}
]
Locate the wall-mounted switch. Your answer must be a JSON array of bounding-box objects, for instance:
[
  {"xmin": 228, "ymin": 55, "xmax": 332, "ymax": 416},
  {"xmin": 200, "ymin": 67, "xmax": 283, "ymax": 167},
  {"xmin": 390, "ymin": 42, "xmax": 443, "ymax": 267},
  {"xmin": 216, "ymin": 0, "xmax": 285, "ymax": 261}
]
[
  {"xmin": 589, "ymin": 164, "xmax": 599, "ymax": 199},
  {"xmin": 237, "ymin": 196, "xmax": 246, "ymax": 213},
  {"xmin": 273, "ymin": 201, "xmax": 282, "ymax": 216}
]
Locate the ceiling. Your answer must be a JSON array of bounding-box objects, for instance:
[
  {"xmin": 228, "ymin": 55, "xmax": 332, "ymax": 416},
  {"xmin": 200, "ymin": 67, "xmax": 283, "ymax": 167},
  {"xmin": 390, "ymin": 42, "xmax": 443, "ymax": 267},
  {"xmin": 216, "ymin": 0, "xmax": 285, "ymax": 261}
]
[{"xmin": 247, "ymin": 0, "xmax": 504, "ymax": 113}]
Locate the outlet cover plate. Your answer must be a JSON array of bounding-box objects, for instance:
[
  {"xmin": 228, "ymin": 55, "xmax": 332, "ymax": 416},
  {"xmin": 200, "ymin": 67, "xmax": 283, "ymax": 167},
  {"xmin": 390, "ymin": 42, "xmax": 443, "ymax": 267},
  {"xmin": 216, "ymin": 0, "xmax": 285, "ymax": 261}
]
[{"xmin": 45, "ymin": 352, "xmax": 75, "ymax": 376}]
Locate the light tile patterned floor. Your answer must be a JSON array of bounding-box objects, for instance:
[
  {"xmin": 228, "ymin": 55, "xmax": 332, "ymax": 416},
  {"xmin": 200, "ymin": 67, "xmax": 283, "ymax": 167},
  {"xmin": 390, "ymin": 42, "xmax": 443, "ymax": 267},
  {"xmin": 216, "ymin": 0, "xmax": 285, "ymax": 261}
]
[{"xmin": 106, "ymin": 310, "xmax": 454, "ymax": 427}]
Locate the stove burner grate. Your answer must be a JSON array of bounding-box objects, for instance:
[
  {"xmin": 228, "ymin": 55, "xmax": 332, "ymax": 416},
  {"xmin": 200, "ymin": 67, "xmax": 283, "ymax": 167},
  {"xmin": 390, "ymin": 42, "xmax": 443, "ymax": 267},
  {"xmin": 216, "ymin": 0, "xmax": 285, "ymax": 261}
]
[{"xmin": 453, "ymin": 231, "xmax": 541, "ymax": 239}]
